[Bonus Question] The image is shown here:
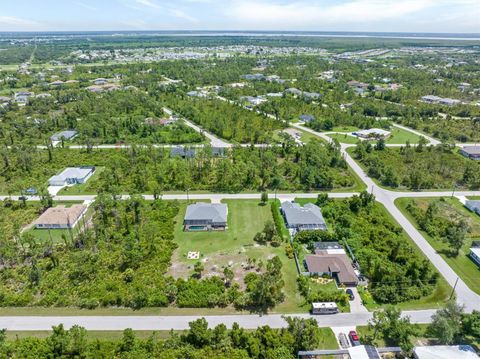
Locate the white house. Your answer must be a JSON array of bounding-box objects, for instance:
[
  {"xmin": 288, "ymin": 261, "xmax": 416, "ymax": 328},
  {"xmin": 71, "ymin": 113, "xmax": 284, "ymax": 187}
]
[{"xmin": 48, "ymin": 167, "xmax": 95, "ymax": 186}]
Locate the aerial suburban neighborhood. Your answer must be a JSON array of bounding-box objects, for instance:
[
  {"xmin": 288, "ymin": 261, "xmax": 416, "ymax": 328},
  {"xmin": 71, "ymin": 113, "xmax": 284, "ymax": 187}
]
[{"xmin": 0, "ymin": 1, "xmax": 479, "ymax": 357}]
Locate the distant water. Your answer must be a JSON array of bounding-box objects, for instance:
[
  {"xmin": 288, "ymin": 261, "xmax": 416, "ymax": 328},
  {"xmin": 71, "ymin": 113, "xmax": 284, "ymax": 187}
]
[{"xmin": 0, "ymin": 30, "xmax": 479, "ymax": 41}]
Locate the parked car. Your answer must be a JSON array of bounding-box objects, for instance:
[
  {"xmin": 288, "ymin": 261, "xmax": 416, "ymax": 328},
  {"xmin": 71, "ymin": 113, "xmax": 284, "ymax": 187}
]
[
  {"xmin": 349, "ymin": 330, "xmax": 361, "ymax": 346},
  {"xmin": 346, "ymin": 289, "xmax": 355, "ymax": 300}
]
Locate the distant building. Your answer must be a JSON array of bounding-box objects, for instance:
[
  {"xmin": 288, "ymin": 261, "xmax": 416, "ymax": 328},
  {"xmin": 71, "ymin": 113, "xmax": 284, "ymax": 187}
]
[
  {"xmin": 34, "ymin": 204, "xmax": 87, "ymax": 229},
  {"xmin": 285, "ymin": 88, "xmax": 303, "ymax": 96},
  {"xmin": 460, "ymin": 146, "xmax": 480, "ymax": 160},
  {"xmin": 240, "ymin": 96, "xmax": 266, "ymax": 106},
  {"xmin": 303, "ymin": 91, "xmax": 321, "ymax": 100},
  {"xmin": 242, "ymin": 74, "xmax": 265, "ymax": 81},
  {"xmin": 438, "ymin": 98, "xmax": 461, "ymax": 106},
  {"xmin": 15, "ymin": 91, "xmax": 34, "ymax": 104},
  {"xmin": 421, "ymin": 95, "xmax": 442, "ymax": 103},
  {"xmin": 48, "ymin": 167, "xmax": 95, "ymax": 186},
  {"xmin": 353, "ymin": 128, "xmax": 391, "ymax": 140},
  {"xmin": 464, "ymin": 200, "xmax": 480, "ymax": 215},
  {"xmin": 184, "ymin": 202, "xmax": 228, "ymax": 231},
  {"xmin": 299, "ymin": 114, "xmax": 315, "ymax": 122},
  {"xmin": 413, "ymin": 345, "xmax": 478, "ymax": 359},
  {"xmin": 170, "ymin": 146, "xmax": 196, "ymax": 159},
  {"xmin": 50, "ymin": 130, "xmax": 78, "ymax": 142},
  {"xmin": 281, "ymin": 201, "xmax": 327, "ymax": 232},
  {"xmin": 49, "ymin": 80, "xmax": 64, "ymax": 86},
  {"xmin": 93, "ymin": 78, "xmax": 108, "ymax": 85}
]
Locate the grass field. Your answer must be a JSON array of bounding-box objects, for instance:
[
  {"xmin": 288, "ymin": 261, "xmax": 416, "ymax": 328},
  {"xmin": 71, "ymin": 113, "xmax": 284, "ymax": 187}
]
[
  {"xmin": 172, "ymin": 199, "xmax": 305, "ymax": 313},
  {"xmin": 395, "ymin": 197, "xmax": 480, "ymax": 295},
  {"xmin": 327, "ymin": 133, "xmax": 360, "ymax": 144},
  {"xmin": 386, "ymin": 127, "xmax": 422, "ymax": 144},
  {"xmin": 295, "ymin": 198, "xmax": 451, "ymax": 310},
  {"xmin": 331, "ymin": 126, "xmax": 359, "ymax": 133}
]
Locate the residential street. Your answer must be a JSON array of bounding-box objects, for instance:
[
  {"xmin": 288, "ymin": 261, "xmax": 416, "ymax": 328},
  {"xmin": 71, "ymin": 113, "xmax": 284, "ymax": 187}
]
[
  {"xmin": 1, "ymin": 122, "xmax": 480, "ymax": 331},
  {"xmin": 0, "ymin": 310, "xmax": 436, "ymax": 331}
]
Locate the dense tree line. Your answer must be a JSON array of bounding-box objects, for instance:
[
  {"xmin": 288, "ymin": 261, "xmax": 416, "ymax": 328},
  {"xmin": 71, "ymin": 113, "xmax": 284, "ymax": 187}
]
[
  {"xmin": 321, "ymin": 194, "xmax": 439, "ymax": 303},
  {"xmin": 353, "ymin": 142, "xmax": 480, "ymax": 190},
  {"xmin": 0, "ymin": 141, "xmax": 355, "ymax": 194},
  {"xmin": 0, "ymin": 317, "xmax": 330, "ymax": 359}
]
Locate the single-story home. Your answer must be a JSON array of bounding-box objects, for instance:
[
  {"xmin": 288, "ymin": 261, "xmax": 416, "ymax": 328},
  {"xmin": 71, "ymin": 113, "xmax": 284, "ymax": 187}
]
[
  {"xmin": 281, "ymin": 201, "xmax": 327, "ymax": 232},
  {"xmin": 421, "ymin": 95, "xmax": 442, "ymax": 103},
  {"xmin": 304, "ymin": 249, "xmax": 358, "ymax": 286},
  {"xmin": 464, "ymin": 200, "xmax": 480, "ymax": 215},
  {"xmin": 353, "ymin": 128, "xmax": 391, "ymax": 140},
  {"xmin": 50, "ymin": 130, "xmax": 78, "ymax": 142},
  {"xmin": 242, "ymin": 74, "xmax": 265, "ymax": 81},
  {"xmin": 170, "ymin": 146, "xmax": 196, "ymax": 158},
  {"xmin": 285, "ymin": 88, "xmax": 303, "ymax": 96},
  {"xmin": 413, "ymin": 345, "xmax": 478, "ymax": 359},
  {"xmin": 184, "ymin": 202, "xmax": 228, "ymax": 231},
  {"xmin": 48, "ymin": 166, "xmax": 95, "ymax": 186},
  {"xmin": 470, "ymin": 247, "xmax": 480, "ymax": 267},
  {"xmin": 299, "ymin": 114, "xmax": 315, "ymax": 122},
  {"xmin": 460, "ymin": 146, "xmax": 480, "ymax": 160},
  {"xmin": 34, "ymin": 204, "xmax": 87, "ymax": 229}
]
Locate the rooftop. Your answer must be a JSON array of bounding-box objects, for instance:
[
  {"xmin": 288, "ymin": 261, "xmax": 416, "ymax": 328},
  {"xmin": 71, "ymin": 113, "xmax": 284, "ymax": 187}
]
[
  {"xmin": 305, "ymin": 253, "xmax": 358, "ymax": 285},
  {"xmin": 413, "ymin": 345, "xmax": 478, "ymax": 359},
  {"xmin": 34, "ymin": 205, "xmax": 87, "ymax": 226},
  {"xmin": 461, "ymin": 146, "xmax": 480, "ymax": 156},
  {"xmin": 281, "ymin": 201, "xmax": 326, "ymax": 230},
  {"xmin": 185, "ymin": 202, "xmax": 228, "ymax": 223}
]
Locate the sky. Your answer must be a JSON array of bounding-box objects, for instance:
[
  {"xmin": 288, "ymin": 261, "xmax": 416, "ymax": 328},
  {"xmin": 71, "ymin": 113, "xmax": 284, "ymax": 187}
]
[{"xmin": 0, "ymin": 0, "xmax": 479, "ymax": 33}]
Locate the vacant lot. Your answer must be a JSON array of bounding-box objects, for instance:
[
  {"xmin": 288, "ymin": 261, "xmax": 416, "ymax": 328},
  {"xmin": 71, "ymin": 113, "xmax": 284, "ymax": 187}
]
[
  {"xmin": 396, "ymin": 197, "xmax": 480, "ymax": 295},
  {"xmin": 350, "ymin": 145, "xmax": 480, "ymax": 190},
  {"xmin": 171, "ymin": 199, "xmax": 304, "ymax": 313}
]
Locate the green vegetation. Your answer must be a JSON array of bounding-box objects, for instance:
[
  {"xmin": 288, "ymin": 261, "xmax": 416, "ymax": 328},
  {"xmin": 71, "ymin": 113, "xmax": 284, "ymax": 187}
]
[
  {"xmin": 386, "ymin": 127, "xmax": 422, "ymax": 144},
  {"xmin": 352, "ymin": 143, "xmax": 480, "ymax": 190},
  {"xmin": 396, "ymin": 197, "xmax": 480, "ymax": 294},
  {"xmin": 0, "ymin": 141, "xmax": 360, "ymax": 195},
  {"xmin": 173, "ymin": 199, "xmax": 302, "ymax": 313},
  {"xmin": 296, "ymin": 194, "xmax": 449, "ymax": 307},
  {"xmin": 0, "ymin": 317, "xmax": 337, "ymax": 358}
]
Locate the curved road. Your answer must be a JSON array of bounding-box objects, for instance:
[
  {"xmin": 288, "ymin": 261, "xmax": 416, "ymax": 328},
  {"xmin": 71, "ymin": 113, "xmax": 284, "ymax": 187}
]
[{"xmin": 1, "ymin": 123, "xmax": 479, "ymax": 331}]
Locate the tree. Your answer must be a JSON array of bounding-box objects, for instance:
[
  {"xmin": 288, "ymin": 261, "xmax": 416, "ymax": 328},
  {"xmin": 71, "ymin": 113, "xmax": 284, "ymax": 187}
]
[
  {"xmin": 368, "ymin": 306, "xmax": 418, "ymax": 353},
  {"xmin": 284, "ymin": 317, "xmax": 322, "ymax": 353},
  {"xmin": 185, "ymin": 318, "xmax": 212, "ymax": 348},
  {"xmin": 223, "ymin": 267, "xmax": 234, "ymax": 287},
  {"xmin": 194, "ymin": 261, "xmax": 204, "ymax": 279},
  {"xmin": 260, "ymin": 192, "xmax": 268, "ymax": 206},
  {"xmin": 462, "ymin": 310, "xmax": 480, "ymax": 338},
  {"xmin": 443, "ymin": 220, "xmax": 468, "ymax": 256},
  {"xmin": 428, "ymin": 301, "xmax": 464, "ymax": 344}
]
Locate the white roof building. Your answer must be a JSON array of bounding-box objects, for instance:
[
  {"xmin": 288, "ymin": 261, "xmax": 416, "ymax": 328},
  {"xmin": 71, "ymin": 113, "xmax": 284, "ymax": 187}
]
[
  {"xmin": 353, "ymin": 128, "xmax": 391, "ymax": 139},
  {"xmin": 413, "ymin": 345, "xmax": 478, "ymax": 359}
]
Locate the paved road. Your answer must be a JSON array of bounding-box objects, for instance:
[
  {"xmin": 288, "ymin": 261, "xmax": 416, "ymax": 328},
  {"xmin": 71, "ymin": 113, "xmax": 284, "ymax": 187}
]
[
  {"xmin": 0, "ymin": 310, "xmax": 436, "ymax": 331},
  {"xmin": 294, "ymin": 124, "xmax": 480, "ymax": 312},
  {"xmin": 2, "ymin": 122, "xmax": 480, "ymax": 330}
]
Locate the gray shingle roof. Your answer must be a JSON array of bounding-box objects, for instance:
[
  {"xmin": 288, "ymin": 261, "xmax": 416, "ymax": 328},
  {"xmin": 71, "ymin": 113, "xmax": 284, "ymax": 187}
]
[
  {"xmin": 185, "ymin": 203, "xmax": 228, "ymax": 223},
  {"xmin": 281, "ymin": 201, "xmax": 326, "ymax": 229},
  {"xmin": 51, "ymin": 130, "xmax": 77, "ymax": 141},
  {"xmin": 465, "ymin": 200, "xmax": 480, "ymax": 215}
]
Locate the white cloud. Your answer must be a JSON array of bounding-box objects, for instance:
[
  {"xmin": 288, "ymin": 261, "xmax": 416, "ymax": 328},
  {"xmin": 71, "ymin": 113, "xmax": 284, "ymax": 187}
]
[
  {"xmin": 225, "ymin": 0, "xmax": 438, "ymax": 29},
  {"xmin": 134, "ymin": 0, "xmax": 161, "ymax": 9},
  {"xmin": 168, "ymin": 9, "xmax": 198, "ymax": 22},
  {"xmin": 73, "ymin": 1, "xmax": 97, "ymax": 11},
  {"xmin": 0, "ymin": 16, "xmax": 41, "ymax": 29}
]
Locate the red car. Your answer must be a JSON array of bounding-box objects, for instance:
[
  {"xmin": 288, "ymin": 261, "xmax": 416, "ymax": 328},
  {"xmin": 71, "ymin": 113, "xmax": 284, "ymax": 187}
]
[{"xmin": 349, "ymin": 330, "xmax": 361, "ymax": 346}]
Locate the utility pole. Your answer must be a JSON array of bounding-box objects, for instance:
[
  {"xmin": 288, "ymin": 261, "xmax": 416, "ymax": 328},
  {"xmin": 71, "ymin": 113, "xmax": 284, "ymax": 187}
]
[
  {"xmin": 451, "ymin": 183, "xmax": 456, "ymax": 199},
  {"xmin": 449, "ymin": 277, "xmax": 459, "ymax": 300}
]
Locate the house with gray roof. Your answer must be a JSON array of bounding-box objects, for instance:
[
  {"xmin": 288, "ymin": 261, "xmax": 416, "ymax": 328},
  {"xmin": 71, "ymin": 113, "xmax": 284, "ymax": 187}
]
[
  {"xmin": 184, "ymin": 202, "xmax": 228, "ymax": 231},
  {"xmin": 281, "ymin": 201, "xmax": 327, "ymax": 232},
  {"xmin": 465, "ymin": 200, "xmax": 480, "ymax": 215},
  {"xmin": 460, "ymin": 146, "xmax": 480, "ymax": 160},
  {"xmin": 48, "ymin": 167, "xmax": 95, "ymax": 186},
  {"xmin": 170, "ymin": 146, "xmax": 196, "ymax": 158},
  {"xmin": 50, "ymin": 130, "xmax": 78, "ymax": 142},
  {"xmin": 299, "ymin": 114, "xmax": 315, "ymax": 122}
]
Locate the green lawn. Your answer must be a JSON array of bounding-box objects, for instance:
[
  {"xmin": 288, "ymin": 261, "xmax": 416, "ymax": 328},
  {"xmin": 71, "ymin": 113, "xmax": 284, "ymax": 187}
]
[
  {"xmin": 295, "ymin": 198, "xmax": 451, "ymax": 310},
  {"xmin": 395, "ymin": 197, "xmax": 480, "ymax": 295},
  {"xmin": 173, "ymin": 199, "xmax": 305, "ymax": 313},
  {"xmin": 331, "ymin": 126, "xmax": 359, "ymax": 133},
  {"xmin": 57, "ymin": 167, "xmax": 105, "ymax": 195},
  {"xmin": 386, "ymin": 127, "xmax": 422, "ymax": 144},
  {"xmin": 327, "ymin": 133, "xmax": 360, "ymax": 144}
]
